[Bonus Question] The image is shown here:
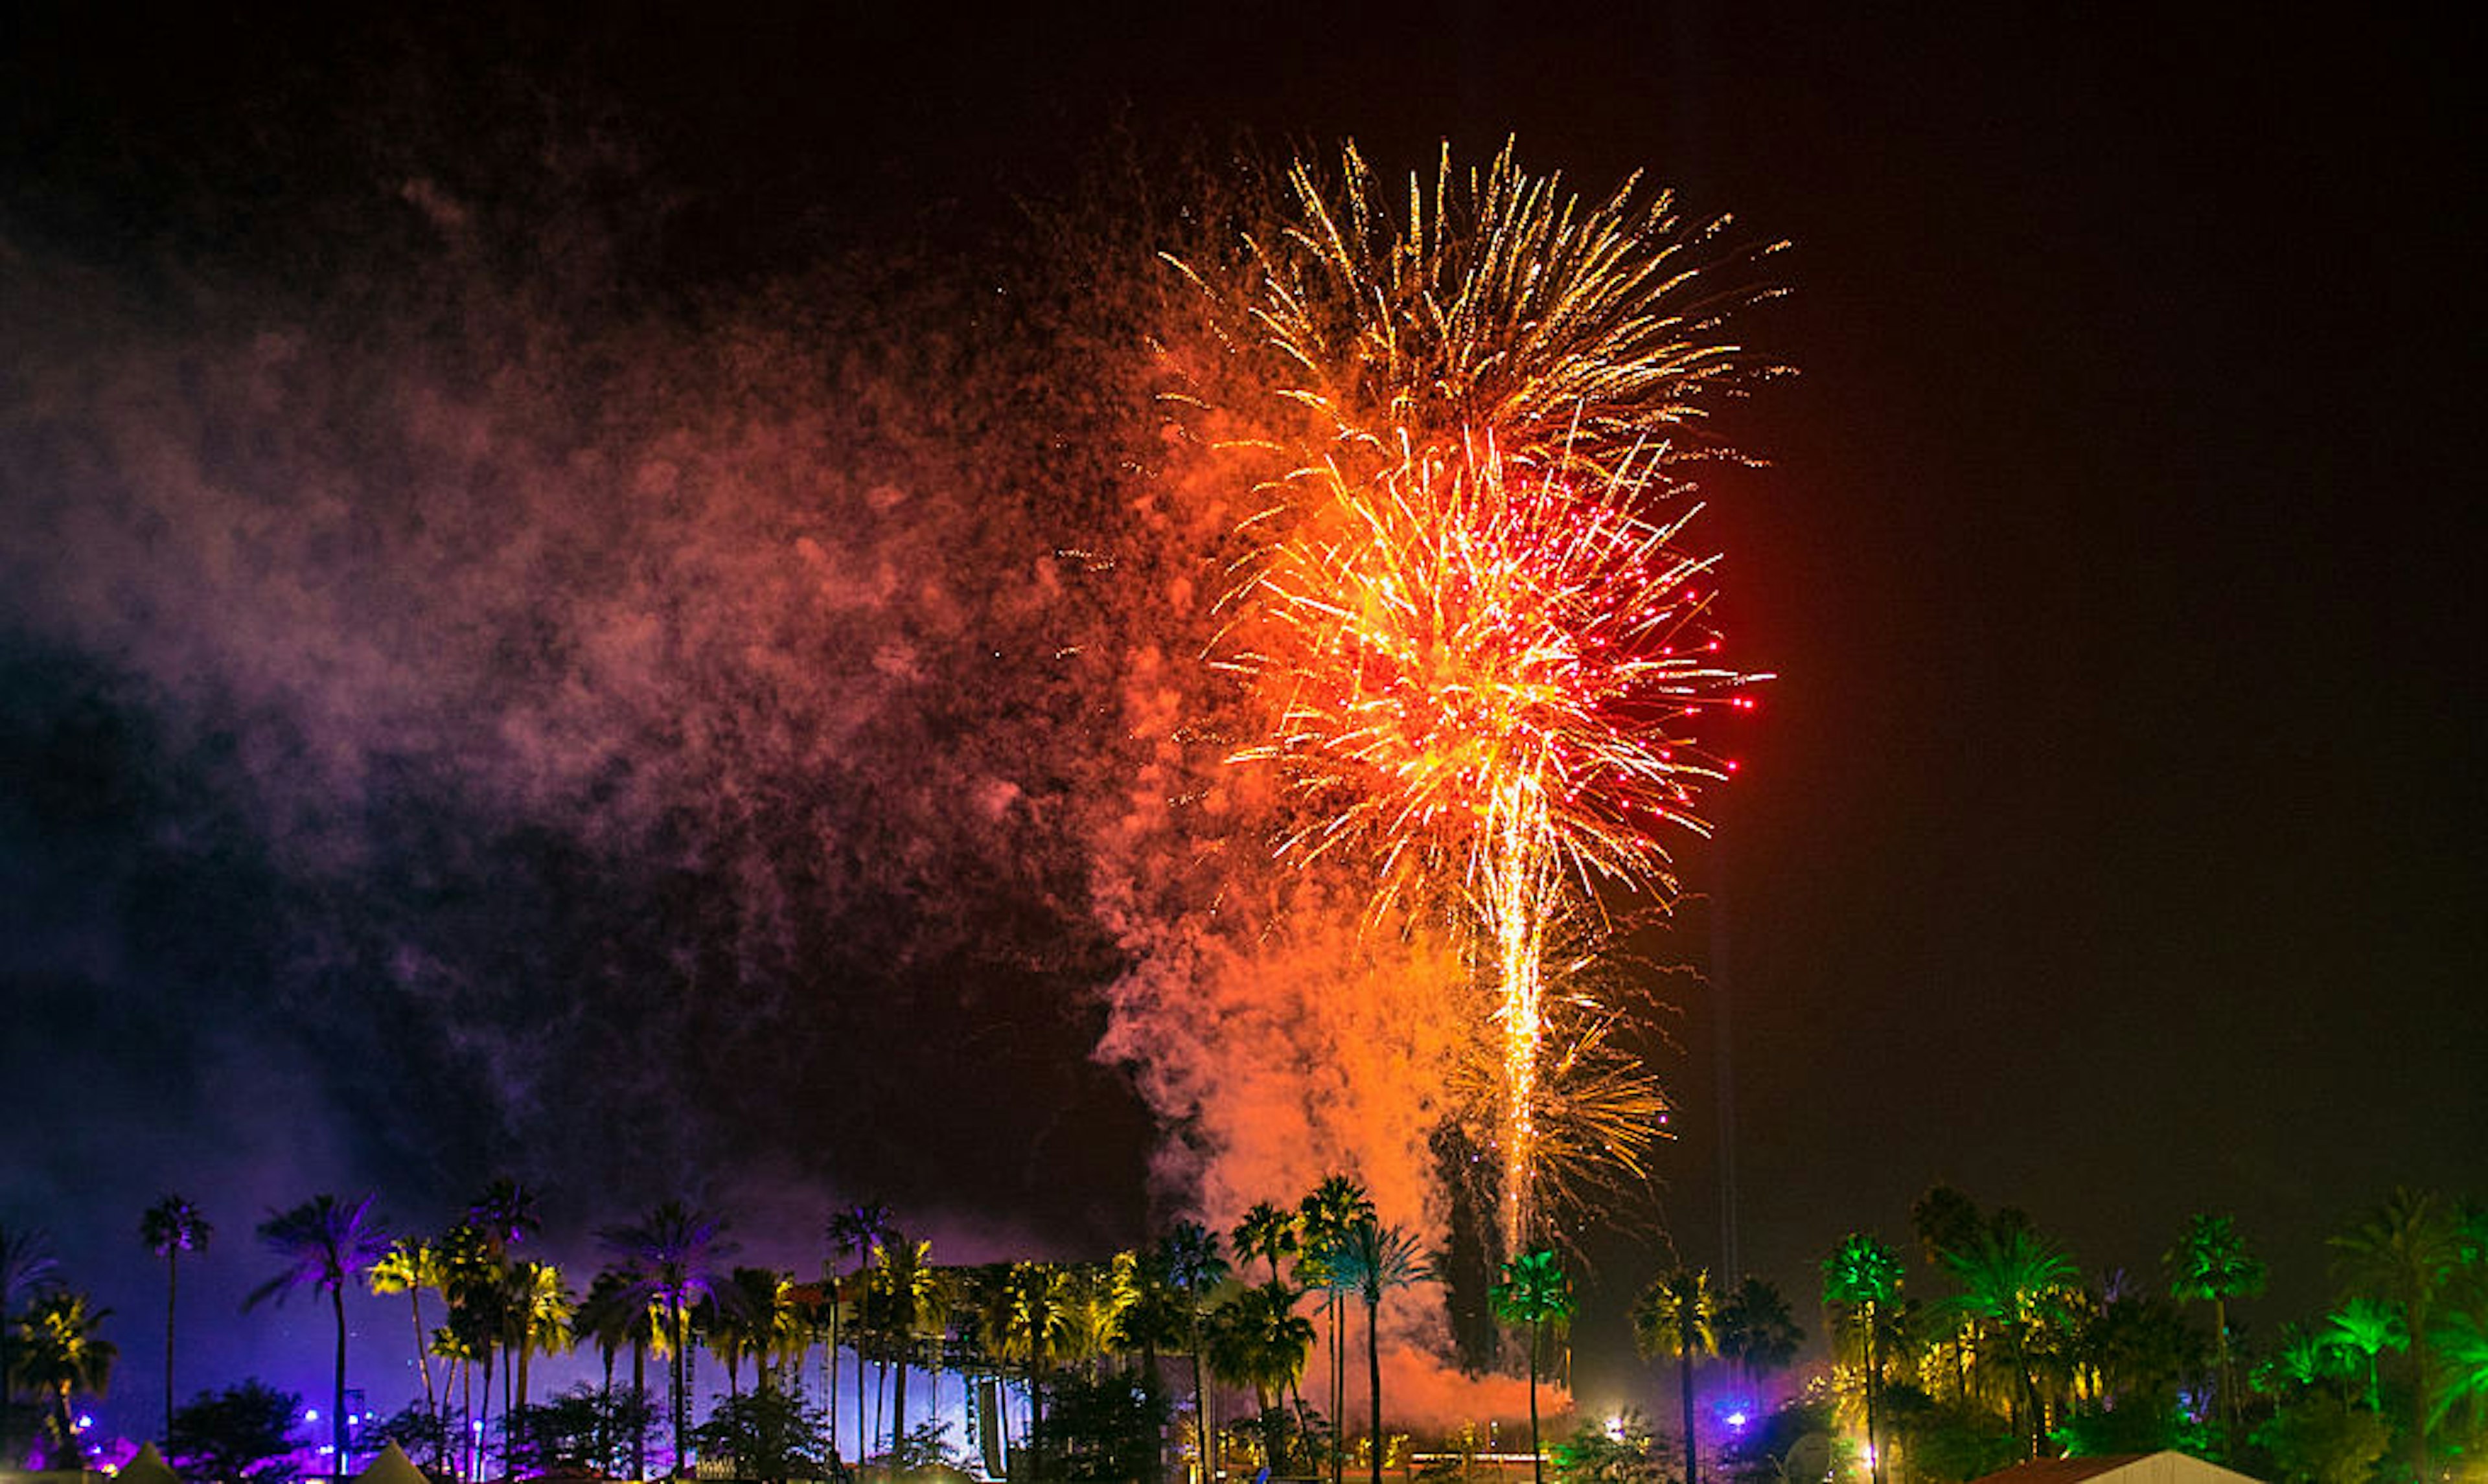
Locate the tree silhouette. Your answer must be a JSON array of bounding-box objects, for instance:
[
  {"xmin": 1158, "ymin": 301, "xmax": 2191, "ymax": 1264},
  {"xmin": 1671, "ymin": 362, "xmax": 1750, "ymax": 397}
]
[
  {"xmin": 599, "ymin": 1201, "xmax": 735, "ymax": 1475},
  {"xmin": 140, "ymin": 1194, "xmax": 211, "ymax": 1443},
  {"xmin": 246, "ymin": 1194, "xmax": 388, "ymax": 1481}
]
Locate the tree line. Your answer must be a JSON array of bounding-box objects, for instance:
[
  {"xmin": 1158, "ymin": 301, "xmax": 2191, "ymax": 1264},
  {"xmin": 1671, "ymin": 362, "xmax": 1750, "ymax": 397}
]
[{"xmin": 7, "ymin": 1182, "xmax": 2485, "ymax": 1484}]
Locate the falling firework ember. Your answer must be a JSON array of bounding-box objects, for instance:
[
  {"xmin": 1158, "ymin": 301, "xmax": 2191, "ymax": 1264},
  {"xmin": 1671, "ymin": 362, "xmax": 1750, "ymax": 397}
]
[{"xmin": 1176, "ymin": 141, "xmax": 1780, "ymax": 1252}]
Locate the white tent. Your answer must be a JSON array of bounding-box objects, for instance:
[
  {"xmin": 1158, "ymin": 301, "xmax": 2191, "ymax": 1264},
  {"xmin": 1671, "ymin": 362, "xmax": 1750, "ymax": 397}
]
[
  {"xmin": 117, "ymin": 1441, "xmax": 182, "ymax": 1484},
  {"xmin": 351, "ymin": 1440, "xmax": 431, "ymax": 1484},
  {"xmin": 1972, "ymin": 1452, "xmax": 2268, "ymax": 1484}
]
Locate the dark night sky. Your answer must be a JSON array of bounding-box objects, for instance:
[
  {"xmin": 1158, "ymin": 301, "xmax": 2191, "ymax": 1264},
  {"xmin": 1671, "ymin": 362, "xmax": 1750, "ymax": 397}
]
[{"xmin": 3, "ymin": 0, "xmax": 2480, "ymax": 1439}]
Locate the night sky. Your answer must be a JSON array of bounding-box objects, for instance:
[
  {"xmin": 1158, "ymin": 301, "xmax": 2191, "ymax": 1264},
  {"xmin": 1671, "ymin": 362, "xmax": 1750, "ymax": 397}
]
[{"xmin": 4, "ymin": 1, "xmax": 2480, "ymax": 1441}]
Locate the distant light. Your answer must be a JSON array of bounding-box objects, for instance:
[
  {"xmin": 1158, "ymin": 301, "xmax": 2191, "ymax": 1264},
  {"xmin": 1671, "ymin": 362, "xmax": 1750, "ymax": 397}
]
[
  {"xmin": 1725, "ymin": 1410, "xmax": 1749, "ymax": 1430},
  {"xmin": 305, "ymin": 1408, "xmax": 321, "ymax": 1422},
  {"xmin": 78, "ymin": 1413, "xmax": 95, "ymax": 1430}
]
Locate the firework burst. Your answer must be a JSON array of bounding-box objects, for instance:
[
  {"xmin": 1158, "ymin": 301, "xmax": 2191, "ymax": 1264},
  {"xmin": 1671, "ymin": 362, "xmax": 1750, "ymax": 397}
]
[
  {"xmin": 1172, "ymin": 139, "xmax": 1777, "ymax": 1253},
  {"xmin": 1223, "ymin": 436, "xmax": 1762, "ymax": 1244}
]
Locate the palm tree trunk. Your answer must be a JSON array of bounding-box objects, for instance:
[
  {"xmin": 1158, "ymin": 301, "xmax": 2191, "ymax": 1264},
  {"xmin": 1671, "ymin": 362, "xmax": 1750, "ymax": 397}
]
[
  {"xmin": 631, "ymin": 1338, "xmax": 648, "ymax": 1481},
  {"xmin": 1680, "ymin": 1330, "xmax": 1699, "ymax": 1484},
  {"xmin": 1525, "ymin": 1317, "xmax": 1543, "ymax": 1484},
  {"xmin": 331, "ymin": 1283, "xmax": 350, "ymax": 1484},
  {"xmin": 891, "ymin": 1349, "xmax": 910, "ymax": 1459},
  {"xmin": 1190, "ymin": 1330, "xmax": 1214, "ymax": 1484},
  {"xmin": 1365, "ymin": 1296, "xmax": 1383, "ymax": 1484},
  {"xmin": 409, "ymin": 1289, "xmax": 436, "ymax": 1420},
  {"xmin": 164, "ymin": 1250, "xmax": 179, "ymax": 1443}
]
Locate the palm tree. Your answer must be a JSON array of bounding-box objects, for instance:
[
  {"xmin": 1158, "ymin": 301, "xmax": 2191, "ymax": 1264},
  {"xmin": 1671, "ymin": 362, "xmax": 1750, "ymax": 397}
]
[
  {"xmin": 2165, "ymin": 1213, "xmax": 2264, "ymax": 1454},
  {"xmin": 367, "ymin": 1237, "xmax": 445, "ymax": 1429},
  {"xmin": 1334, "ymin": 1218, "xmax": 1427, "ymax": 1484},
  {"xmin": 506, "ymin": 1259, "xmax": 575, "ymax": 1410},
  {"xmin": 1713, "ymin": 1276, "xmax": 1803, "ymax": 1392},
  {"xmin": 140, "ymin": 1194, "xmax": 211, "ymax": 1443},
  {"xmin": 869, "ymin": 1239, "xmax": 941, "ymax": 1454},
  {"xmin": 1300, "ymin": 1175, "xmax": 1375, "ymax": 1484},
  {"xmin": 1941, "ymin": 1224, "xmax": 2073, "ymax": 1459},
  {"xmin": 246, "ymin": 1194, "xmax": 389, "ymax": 1481},
  {"xmin": 575, "ymin": 1266, "xmax": 661, "ymax": 1479},
  {"xmin": 2331, "ymin": 1187, "xmax": 2462, "ymax": 1481},
  {"xmin": 14, "ymin": 1288, "xmax": 117, "ymax": 1466},
  {"xmin": 1205, "ymin": 1281, "xmax": 1316, "ymax": 1469},
  {"xmin": 1489, "ymin": 1248, "xmax": 1574, "ymax": 1484},
  {"xmin": 825, "ymin": 1202, "xmax": 891, "ymax": 1465},
  {"xmin": 599, "ymin": 1200, "xmax": 737, "ymax": 1476},
  {"xmin": 1821, "ymin": 1234, "xmax": 1903, "ymax": 1484},
  {"xmin": 1634, "ymin": 1268, "xmax": 1716, "ymax": 1484},
  {"xmin": 2325, "ymin": 1296, "xmax": 2407, "ymax": 1413},
  {"xmin": 435, "ymin": 1222, "xmax": 510, "ymax": 1468},
  {"xmin": 466, "ymin": 1179, "xmax": 543, "ymax": 1253},
  {"xmin": 1234, "ymin": 1202, "xmax": 1299, "ymax": 1286},
  {"xmin": 1, "ymin": 1222, "xmax": 60, "ymax": 1454},
  {"xmin": 2430, "ymin": 1307, "xmax": 2488, "ymax": 1437},
  {"xmin": 1158, "ymin": 1222, "xmax": 1232, "ymax": 1484}
]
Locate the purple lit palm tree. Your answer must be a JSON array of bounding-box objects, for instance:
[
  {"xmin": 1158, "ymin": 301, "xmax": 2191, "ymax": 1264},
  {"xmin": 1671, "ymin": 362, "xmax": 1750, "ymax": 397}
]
[
  {"xmin": 600, "ymin": 1200, "xmax": 736, "ymax": 1476},
  {"xmin": 246, "ymin": 1194, "xmax": 389, "ymax": 1482},
  {"xmin": 140, "ymin": 1195, "xmax": 212, "ymax": 1444}
]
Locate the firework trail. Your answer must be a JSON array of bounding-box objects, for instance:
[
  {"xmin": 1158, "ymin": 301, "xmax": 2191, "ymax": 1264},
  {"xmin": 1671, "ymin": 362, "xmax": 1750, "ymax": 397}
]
[{"xmin": 1177, "ymin": 141, "xmax": 1780, "ymax": 1251}]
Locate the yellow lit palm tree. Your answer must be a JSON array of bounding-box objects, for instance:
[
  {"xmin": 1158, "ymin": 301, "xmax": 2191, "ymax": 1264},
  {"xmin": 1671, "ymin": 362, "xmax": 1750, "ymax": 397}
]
[
  {"xmin": 15, "ymin": 1289, "xmax": 117, "ymax": 1466},
  {"xmin": 1634, "ymin": 1268, "xmax": 1716, "ymax": 1484},
  {"xmin": 367, "ymin": 1237, "xmax": 444, "ymax": 1428}
]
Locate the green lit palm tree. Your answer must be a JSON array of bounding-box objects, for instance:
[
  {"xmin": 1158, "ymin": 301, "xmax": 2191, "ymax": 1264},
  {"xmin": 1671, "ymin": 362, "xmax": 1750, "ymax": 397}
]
[
  {"xmin": 1334, "ymin": 1218, "xmax": 1427, "ymax": 1484},
  {"xmin": 2325, "ymin": 1296, "xmax": 2407, "ymax": 1413},
  {"xmin": 599, "ymin": 1200, "xmax": 736, "ymax": 1476},
  {"xmin": 1635, "ymin": 1267, "xmax": 1716, "ymax": 1484},
  {"xmin": 2165, "ymin": 1213, "xmax": 2264, "ymax": 1453},
  {"xmin": 139, "ymin": 1194, "xmax": 211, "ymax": 1443},
  {"xmin": 1822, "ymin": 1234, "xmax": 1904, "ymax": 1484},
  {"xmin": 2331, "ymin": 1187, "xmax": 2461, "ymax": 1481},
  {"xmin": 1941, "ymin": 1225, "xmax": 2072, "ymax": 1459},
  {"xmin": 2430, "ymin": 1307, "xmax": 2488, "ymax": 1435},
  {"xmin": 246, "ymin": 1194, "xmax": 389, "ymax": 1481},
  {"xmin": 1490, "ymin": 1248, "xmax": 1574, "ymax": 1484},
  {"xmin": 14, "ymin": 1288, "xmax": 117, "ymax": 1466}
]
